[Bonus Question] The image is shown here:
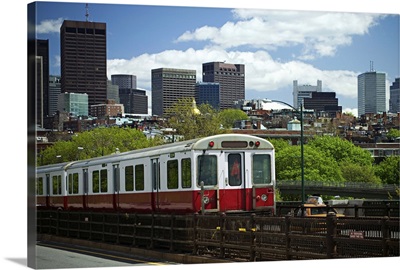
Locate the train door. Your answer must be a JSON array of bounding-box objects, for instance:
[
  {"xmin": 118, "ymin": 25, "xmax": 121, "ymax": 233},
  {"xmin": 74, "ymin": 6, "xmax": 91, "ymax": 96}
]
[
  {"xmin": 82, "ymin": 168, "xmax": 89, "ymax": 209},
  {"xmin": 151, "ymin": 158, "xmax": 160, "ymax": 212},
  {"xmin": 224, "ymin": 152, "xmax": 246, "ymax": 211},
  {"xmin": 113, "ymin": 164, "xmax": 120, "ymax": 210}
]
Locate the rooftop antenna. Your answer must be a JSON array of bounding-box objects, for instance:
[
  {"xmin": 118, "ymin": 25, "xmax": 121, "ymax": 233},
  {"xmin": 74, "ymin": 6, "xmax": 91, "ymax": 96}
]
[
  {"xmin": 85, "ymin": 3, "xmax": 90, "ymax": 22},
  {"xmin": 370, "ymin": 60, "xmax": 374, "ymax": 72}
]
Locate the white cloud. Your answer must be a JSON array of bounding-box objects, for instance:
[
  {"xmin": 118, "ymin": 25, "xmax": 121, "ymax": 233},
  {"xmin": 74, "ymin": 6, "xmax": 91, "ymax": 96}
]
[
  {"xmin": 176, "ymin": 9, "xmax": 383, "ymax": 59},
  {"xmin": 36, "ymin": 18, "xmax": 64, "ymax": 34}
]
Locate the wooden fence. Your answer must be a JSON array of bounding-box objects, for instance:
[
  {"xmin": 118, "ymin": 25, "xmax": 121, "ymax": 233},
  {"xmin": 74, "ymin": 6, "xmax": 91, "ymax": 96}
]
[{"xmin": 36, "ymin": 210, "xmax": 399, "ymax": 261}]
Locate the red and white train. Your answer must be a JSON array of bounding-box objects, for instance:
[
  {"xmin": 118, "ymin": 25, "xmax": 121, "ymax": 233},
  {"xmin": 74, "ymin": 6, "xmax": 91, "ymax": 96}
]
[{"xmin": 36, "ymin": 133, "xmax": 276, "ymax": 214}]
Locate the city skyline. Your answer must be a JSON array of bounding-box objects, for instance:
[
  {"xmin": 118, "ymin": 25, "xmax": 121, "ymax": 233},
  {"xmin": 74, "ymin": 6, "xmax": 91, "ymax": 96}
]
[{"xmin": 32, "ymin": 1, "xmax": 399, "ymax": 116}]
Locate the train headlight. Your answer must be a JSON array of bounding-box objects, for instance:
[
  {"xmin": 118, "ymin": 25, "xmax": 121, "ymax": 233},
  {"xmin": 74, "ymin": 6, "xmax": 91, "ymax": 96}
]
[
  {"xmin": 255, "ymin": 141, "xmax": 261, "ymax": 147},
  {"xmin": 208, "ymin": 141, "xmax": 215, "ymax": 147},
  {"xmin": 261, "ymin": 194, "xmax": 268, "ymax": 202},
  {"xmin": 203, "ymin": 196, "xmax": 210, "ymax": 205}
]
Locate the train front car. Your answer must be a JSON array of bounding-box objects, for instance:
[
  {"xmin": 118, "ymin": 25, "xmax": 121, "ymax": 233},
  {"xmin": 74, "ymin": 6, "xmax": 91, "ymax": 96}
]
[{"xmin": 192, "ymin": 134, "xmax": 276, "ymax": 215}]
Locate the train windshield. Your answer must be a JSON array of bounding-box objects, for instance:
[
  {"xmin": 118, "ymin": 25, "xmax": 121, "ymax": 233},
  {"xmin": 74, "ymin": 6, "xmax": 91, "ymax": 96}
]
[
  {"xmin": 197, "ymin": 155, "xmax": 217, "ymax": 186},
  {"xmin": 252, "ymin": 154, "xmax": 272, "ymax": 184}
]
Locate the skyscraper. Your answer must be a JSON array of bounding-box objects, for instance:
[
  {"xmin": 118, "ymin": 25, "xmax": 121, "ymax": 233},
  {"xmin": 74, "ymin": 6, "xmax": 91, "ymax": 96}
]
[
  {"xmin": 60, "ymin": 20, "xmax": 107, "ymax": 109},
  {"xmin": 357, "ymin": 71, "xmax": 386, "ymax": 117},
  {"xmin": 195, "ymin": 82, "xmax": 220, "ymax": 110},
  {"xmin": 303, "ymin": 92, "xmax": 342, "ymax": 118},
  {"xmin": 48, "ymin": 75, "xmax": 61, "ymax": 116},
  {"xmin": 111, "ymin": 74, "xmax": 148, "ymax": 114},
  {"xmin": 293, "ymin": 80, "xmax": 322, "ymax": 109},
  {"xmin": 389, "ymin": 78, "xmax": 400, "ymax": 113},
  {"xmin": 111, "ymin": 74, "xmax": 137, "ymax": 90},
  {"xmin": 151, "ymin": 68, "xmax": 196, "ymax": 116},
  {"xmin": 202, "ymin": 62, "xmax": 245, "ymax": 110},
  {"xmin": 36, "ymin": 39, "xmax": 49, "ymax": 127}
]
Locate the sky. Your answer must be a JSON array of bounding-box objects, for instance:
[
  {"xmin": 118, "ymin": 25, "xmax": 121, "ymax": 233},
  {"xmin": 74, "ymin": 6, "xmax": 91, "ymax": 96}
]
[
  {"xmin": 30, "ymin": 0, "xmax": 399, "ymax": 116},
  {"xmin": 1, "ymin": 1, "xmax": 400, "ymax": 269}
]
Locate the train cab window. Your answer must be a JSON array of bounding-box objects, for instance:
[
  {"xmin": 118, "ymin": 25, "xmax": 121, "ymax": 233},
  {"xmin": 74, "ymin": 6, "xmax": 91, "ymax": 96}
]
[
  {"xmin": 36, "ymin": 177, "xmax": 43, "ymax": 195},
  {"xmin": 252, "ymin": 154, "xmax": 272, "ymax": 184},
  {"xmin": 181, "ymin": 158, "xmax": 192, "ymax": 188},
  {"xmin": 167, "ymin": 160, "xmax": 178, "ymax": 189},
  {"xmin": 68, "ymin": 173, "xmax": 79, "ymax": 194},
  {"xmin": 228, "ymin": 154, "xmax": 242, "ymax": 186},
  {"xmin": 197, "ymin": 155, "xmax": 217, "ymax": 186},
  {"xmin": 52, "ymin": 175, "xmax": 62, "ymax": 195},
  {"xmin": 92, "ymin": 169, "xmax": 108, "ymax": 193},
  {"xmin": 135, "ymin": 165, "xmax": 144, "ymax": 191}
]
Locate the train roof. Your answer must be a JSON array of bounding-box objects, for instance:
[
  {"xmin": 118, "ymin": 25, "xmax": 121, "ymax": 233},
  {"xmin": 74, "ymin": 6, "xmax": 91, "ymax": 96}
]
[{"xmin": 36, "ymin": 133, "xmax": 274, "ymax": 172}]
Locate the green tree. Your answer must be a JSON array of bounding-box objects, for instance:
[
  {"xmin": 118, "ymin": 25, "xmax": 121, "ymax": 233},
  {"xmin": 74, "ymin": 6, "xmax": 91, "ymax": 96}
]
[
  {"xmin": 219, "ymin": 108, "xmax": 249, "ymax": 129},
  {"xmin": 375, "ymin": 156, "xmax": 400, "ymax": 185},
  {"xmin": 340, "ymin": 163, "xmax": 381, "ymax": 184},
  {"xmin": 308, "ymin": 136, "xmax": 373, "ymax": 166},
  {"xmin": 267, "ymin": 138, "xmax": 291, "ymax": 152},
  {"xmin": 386, "ymin": 128, "xmax": 400, "ymax": 141},
  {"xmin": 39, "ymin": 127, "xmax": 163, "ymax": 165},
  {"xmin": 165, "ymin": 97, "xmax": 225, "ymax": 140},
  {"xmin": 275, "ymin": 145, "xmax": 344, "ymax": 183}
]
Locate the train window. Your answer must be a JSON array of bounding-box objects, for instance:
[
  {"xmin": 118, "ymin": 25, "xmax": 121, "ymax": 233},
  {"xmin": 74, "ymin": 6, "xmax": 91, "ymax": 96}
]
[
  {"xmin": 167, "ymin": 160, "xmax": 179, "ymax": 189},
  {"xmin": 181, "ymin": 158, "xmax": 191, "ymax": 188},
  {"xmin": 198, "ymin": 155, "xmax": 217, "ymax": 186},
  {"xmin": 135, "ymin": 165, "xmax": 144, "ymax": 191},
  {"xmin": 52, "ymin": 175, "xmax": 62, "ymax": 195},
  {"xmin": 92, "ymin": 169, "xmax": 108, "ymax": 193},
  {"xmin": 228, "ymin": 154, "xmax": 242, "ymax": 186},
  {"xmin": 125, "ymin": 166, "xmax": 134, "ymax": 191},
  {"xmin": 36, "ymin": 177, "xmax": 43, "ymax": 195},
  {"xmin": 68, "ymin": 173, "xmax": 79, "ymax": 194},
  {"xmin": 252, "ymin": 154, "xmax": 272, "ymax": 184}
]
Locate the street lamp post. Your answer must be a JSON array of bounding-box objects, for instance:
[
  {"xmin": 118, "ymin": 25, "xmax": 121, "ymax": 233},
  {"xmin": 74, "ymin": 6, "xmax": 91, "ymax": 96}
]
[{"xmin": 271, "ymin": 100, "xmax": 305, "ymax": 205}]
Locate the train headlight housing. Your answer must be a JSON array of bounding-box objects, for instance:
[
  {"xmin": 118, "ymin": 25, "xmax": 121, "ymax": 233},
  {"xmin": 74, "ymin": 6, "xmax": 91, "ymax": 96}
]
[
  {"xmin": 261, "ymin": 194, "xmax": 268, "ymax": 202},
  {"xmin": 203, "ymin": 196, "xmax": 210, "ymax": 205}
]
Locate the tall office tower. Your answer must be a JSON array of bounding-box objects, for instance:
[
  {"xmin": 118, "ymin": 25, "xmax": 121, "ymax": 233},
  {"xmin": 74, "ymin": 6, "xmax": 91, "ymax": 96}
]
[
  {"xmin": 151, "ymin": 68, "xmax": 196, "ymax": 116},
  {"xmin": 48, "ymin": 75, "xmax": 61, "ymax": 116},
  {"xmin": 36, "ymin": 39, "xmax": 49, "ymax": 127},
  {"xmin": 111, "ymin": 74, "xmax": 147, "ymax": 114},
  {"xmin": 293, "ymin": 80, "xmax": 322, "ymax": 109},
  {"xmin": 60, "ymin": 20, "xmax": 107, "ymax": 109},
  {"xmin": 195, "ymin": 82, "xmax": 220, "ymax": 110},
  {"xmin": 107, "ymin": 80, "xmax": 120, "ymax": 103},
  {"xmin": 303, "ymin": 92, "xmax": 342, "ymax": 118},
  {"xmin": 389, "ymin": 78, "xmax": 400, "ymax": 113},
  {"xmin": 111, "ymin": 74, "xmax": 137, "ymax": 89},
  {"xmin": 357, "ymin": 71, "xmax": 386, "ymax": 117},
  {"xmin": 202, "ymin": 62, "xmax": 245, "ymax": 110}
]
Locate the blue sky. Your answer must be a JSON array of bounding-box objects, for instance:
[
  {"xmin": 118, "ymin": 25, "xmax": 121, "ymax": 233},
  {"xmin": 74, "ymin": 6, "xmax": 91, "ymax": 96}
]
[{"xmin": 31, "ymin": 1, "xmax": 399, "ymax": 115}]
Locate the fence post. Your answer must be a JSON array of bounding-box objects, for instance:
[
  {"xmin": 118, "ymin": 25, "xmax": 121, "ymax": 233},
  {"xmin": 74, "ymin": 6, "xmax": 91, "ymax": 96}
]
[
  {"xmin": 381, "ymin": 216, "xmax": 389, "ymax": 256},
  {"xmin": 219, "ymin": 213, "xmax": 226, "ymax": 259},
  {"xmin": 116, "ymin": 213, "xmax": 120, "ymax": 245},
  {"xmin": 56, "ymin": 210, "xmax": 60, "ymax": 236},
  {"xmin": 285, "ymin": 213, "xmax": 292, "ymax": 260},
  {"xmin": 193, "ymin": 213, "xmax": 198, "ymax": 255},
  {"xmin": 150, "ymin": 213, "xmax": 155, "ymax": 249},
  {"xmin": 326, "ymin": 212, "xmax": 337, "ymax": 259},
  {"xmin": 249, "ymin": 213, "xmax": 256, "ymax": 261},
  {"xmin": 132, "ymin": 213, "xmax": 137, "ymax": 247},
  {"xmin": 170, "ymin": 214, "xmax": 175, "ymax": 252},
  {"xmin": 354, "ymin": 205, "xmax": 359, "ymax": 218}
]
